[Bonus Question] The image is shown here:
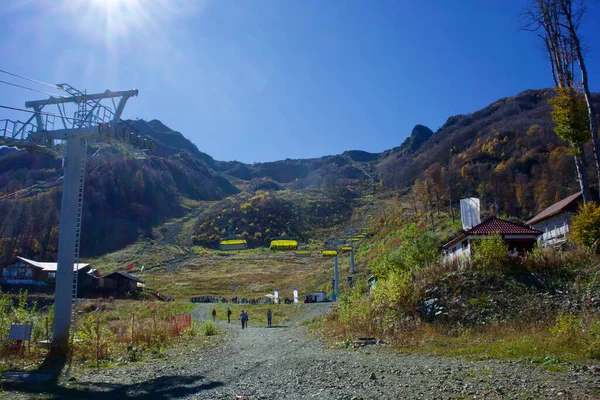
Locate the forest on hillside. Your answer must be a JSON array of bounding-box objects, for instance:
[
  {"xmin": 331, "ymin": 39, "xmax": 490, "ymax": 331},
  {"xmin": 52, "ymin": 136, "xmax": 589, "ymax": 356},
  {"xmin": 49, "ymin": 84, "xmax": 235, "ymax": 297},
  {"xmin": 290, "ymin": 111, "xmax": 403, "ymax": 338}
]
[
  {"xmin": 0, "ymin": 147, "xmax": 238, "ymax": 261},
  {"xmin": 378, "ymin": 89, "xmax": 600, "ymax": 219}
]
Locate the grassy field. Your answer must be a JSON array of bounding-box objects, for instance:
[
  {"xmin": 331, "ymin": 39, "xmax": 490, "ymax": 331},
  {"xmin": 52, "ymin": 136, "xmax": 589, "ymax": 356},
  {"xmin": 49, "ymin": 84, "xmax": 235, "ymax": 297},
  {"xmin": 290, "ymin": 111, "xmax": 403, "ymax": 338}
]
[
  {"xmin": 85, "ymin": 239, "xmax": 360, "ymax": 300},
  {"xmin": 141, "ymin": 250, "xmax": 358, "ymax": 299},
  {"xmin": 83, "ymin": 190, "xmax": 383, "ymax": 301}
]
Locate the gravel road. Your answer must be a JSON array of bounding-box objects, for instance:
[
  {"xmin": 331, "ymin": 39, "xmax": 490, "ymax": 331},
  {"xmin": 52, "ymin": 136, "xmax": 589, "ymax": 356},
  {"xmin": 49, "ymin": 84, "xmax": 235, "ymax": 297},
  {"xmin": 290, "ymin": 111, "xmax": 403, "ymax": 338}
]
[{"xmin": 4, "ymin": 303, "xmax": 600, "ymax": 399}]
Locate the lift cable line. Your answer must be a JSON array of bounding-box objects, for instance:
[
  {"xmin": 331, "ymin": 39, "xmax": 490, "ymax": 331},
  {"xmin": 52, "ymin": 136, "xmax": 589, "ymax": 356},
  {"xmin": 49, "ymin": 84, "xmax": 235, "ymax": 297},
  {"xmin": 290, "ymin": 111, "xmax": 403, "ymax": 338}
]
[
  {"xmin": 0, "ymin": 145, "xmax": 108, "ymax": 201},
  {"xmin": 0, "ymin": 79, "xmax": 66, "ymax": 97},
  {"xmin": 0, "ymin": 68, "xmax": 65, "ymax": 90},
  {"xmin": 0, "ymin": 83, "xmax": 153, "ymax": 361}
]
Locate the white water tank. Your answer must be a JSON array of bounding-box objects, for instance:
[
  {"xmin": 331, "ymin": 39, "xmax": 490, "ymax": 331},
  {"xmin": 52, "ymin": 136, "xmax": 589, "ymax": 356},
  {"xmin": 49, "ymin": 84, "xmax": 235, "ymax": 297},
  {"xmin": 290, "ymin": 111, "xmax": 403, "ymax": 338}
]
[{"xmin": 460, "ymin": 198, "xmax": 481, "ymax": 230}]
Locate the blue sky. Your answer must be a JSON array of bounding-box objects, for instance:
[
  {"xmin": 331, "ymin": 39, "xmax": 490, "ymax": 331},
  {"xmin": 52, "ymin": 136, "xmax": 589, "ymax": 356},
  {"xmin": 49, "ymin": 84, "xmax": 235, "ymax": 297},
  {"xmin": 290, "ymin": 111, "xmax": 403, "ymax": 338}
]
[{"xmin": 0, "ymin": 0, "xmax": 598, "ymax": 163}]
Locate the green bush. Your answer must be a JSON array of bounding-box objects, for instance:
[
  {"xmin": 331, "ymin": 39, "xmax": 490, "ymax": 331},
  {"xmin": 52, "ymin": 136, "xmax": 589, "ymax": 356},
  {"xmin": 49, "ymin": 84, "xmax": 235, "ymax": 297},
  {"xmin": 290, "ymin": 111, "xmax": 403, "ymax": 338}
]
[
  {"xmin": 551, "ymin": 313, "xmax": 581, "ymax": 344},
  {"xmin": 0, "ymin": 290, "xmax": 46, "ymax": 347},
  {"xmin": 371, "ymin": 223, "xmax": 439, "ymax": 278},
  {"xmin": 371, "ymin": 271, "xmax": 414, "ymax": 312},
  {"xmin": 202, "ymin": 321, "xmax": 218, "ymax": 336},
  {"xmin": 587, "ymin": 321, "xmax": 600, "ymax": 359},
  {"xmin": 571, "ymin": 202, "xmax": 600, "ymax": 253},
  {"xmin": 471, "ymin": 235, "xmax": 510, "ymax": 272},
  {"xmin": 74, "ymin": 314, "xmax": 118, "ymax": 365}
]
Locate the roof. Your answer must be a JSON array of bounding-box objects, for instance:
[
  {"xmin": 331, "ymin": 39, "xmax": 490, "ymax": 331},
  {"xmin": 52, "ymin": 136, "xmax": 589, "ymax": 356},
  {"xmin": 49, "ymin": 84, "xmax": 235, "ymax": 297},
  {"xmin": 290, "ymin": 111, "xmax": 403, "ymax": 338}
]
[
  {"xmin": 526, "ymin": 189, "xmax": 600, "ymax": 226},
  {"xmin": 465, "ymin": 217, "xmax": 542, "ymax": 235},
  {"xmin": 103, "ymin": 271, "xmax": 144, "ymax": 283},
  {"xmin": 16, "ymin": 256, "xmax": 89, "ymax": 272},
  {"xmin": 443, "ymin": 217, "xmax": 541, "ymax": 248}
]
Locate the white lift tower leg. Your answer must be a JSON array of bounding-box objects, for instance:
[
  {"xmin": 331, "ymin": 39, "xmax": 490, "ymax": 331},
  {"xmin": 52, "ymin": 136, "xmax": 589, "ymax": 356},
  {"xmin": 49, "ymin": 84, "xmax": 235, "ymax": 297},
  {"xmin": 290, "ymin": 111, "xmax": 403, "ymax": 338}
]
[
  {"xmin": 334, "ymin": 255, "xmax": 339, "ymax": 299},
  {"xmin": 53, "ymin": 138, "xmax": 86, "ymax": 351}
]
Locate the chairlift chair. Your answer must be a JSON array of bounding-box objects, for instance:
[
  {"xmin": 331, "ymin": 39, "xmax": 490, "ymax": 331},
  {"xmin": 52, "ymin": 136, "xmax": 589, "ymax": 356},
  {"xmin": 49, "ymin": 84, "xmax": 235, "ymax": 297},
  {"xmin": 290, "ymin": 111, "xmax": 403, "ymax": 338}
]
[
  {"xmin": 269, "ymin": 235, "xmax": 298, "ymax": 251},
  {"xmin": 321, "ymin": 249, "xmax": 338, "ymax": 257},
  {"xmin": 219, "ymin": 236, "xmax": 248, "ymax": 251},
  {"xmin": 295, "ymin": 246, "xmax": 311, "ymax": 258}
]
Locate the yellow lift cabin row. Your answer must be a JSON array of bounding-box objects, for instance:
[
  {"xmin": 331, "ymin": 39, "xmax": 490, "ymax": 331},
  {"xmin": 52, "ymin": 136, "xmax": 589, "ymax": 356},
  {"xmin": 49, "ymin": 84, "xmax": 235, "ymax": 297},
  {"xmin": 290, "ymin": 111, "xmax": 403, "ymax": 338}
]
[
  {"xmin": 219, "ymin": 237, "xmax": 248, "ymax": 251},
  {"xmin": 295, "ymin": 249, "xmax": 311, "ymax": 258},
  {"xmin": 322, "ymin": 250, "xmax": 338, "ymax": 257},
  {"xmin": 269, "ymin": 238, "xmax": 299, "ymax": 251}
]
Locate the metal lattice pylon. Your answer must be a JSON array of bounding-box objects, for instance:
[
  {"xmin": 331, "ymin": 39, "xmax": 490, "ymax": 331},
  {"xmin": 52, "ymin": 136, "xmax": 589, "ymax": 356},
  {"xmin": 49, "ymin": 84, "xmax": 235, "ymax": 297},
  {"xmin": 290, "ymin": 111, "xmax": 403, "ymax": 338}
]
[{"xmin": 0, "ymin": 85, "xmax": 153, "ymax": 356}]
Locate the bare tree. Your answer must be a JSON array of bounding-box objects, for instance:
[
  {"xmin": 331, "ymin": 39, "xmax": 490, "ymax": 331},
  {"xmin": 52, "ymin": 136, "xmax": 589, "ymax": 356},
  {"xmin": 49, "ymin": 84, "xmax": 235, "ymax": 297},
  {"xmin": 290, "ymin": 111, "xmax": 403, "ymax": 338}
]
[
  {"xmin": 523, "ymin": 0, "xmax": 599, "ymax": 193},
  {"xmin": 558, "ymin": 0, "xmax": 600, "ymax": 189},
  {"xmin": 523, "ymin": 0, "xmax": 576, "ymax": 87}
]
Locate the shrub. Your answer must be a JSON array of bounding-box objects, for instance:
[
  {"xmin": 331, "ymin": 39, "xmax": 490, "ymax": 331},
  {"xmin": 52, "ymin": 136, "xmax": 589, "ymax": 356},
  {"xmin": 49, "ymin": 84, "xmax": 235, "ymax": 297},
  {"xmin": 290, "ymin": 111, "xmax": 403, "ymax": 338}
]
[
  {"xmin": 202, "ymin": 321, "xmax": 218, "ymax": 336},
  {"xmin": 74, "ymin": 314, "xmax": 118, "ymax": 365},
  {"xmin": 371, "ymin": 224, "xmax": 439, "ymax": 278},
  {"xmin": 337, "ymin": 285, "xmax": 376, "ymax": 336},
  {"xmin": 371, "ymin": 271, "xmax": 414, "ymax": 312},
  {"xmin": 587, "ymin": 321, "xmax": 600, "ymax": 359},
  {"xmin": 551, "ymin": 313, "xmax": 581, "ymax": 344},
  {"xmin": 571, "ymin": 202, "xmax": 600, "ymax": 253},
  {"xmin": 523, "ymin": 246, "xmax": 591, "ymax": 275},
  {"xmin": 471, "ymin": 235, "xmax": 510, "ymax": 272}
]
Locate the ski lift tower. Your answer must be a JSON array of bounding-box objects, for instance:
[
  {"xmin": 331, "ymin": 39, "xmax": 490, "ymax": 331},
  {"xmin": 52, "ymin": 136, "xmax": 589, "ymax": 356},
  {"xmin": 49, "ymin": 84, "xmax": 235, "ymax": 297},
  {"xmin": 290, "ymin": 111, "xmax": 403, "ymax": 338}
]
[
  {"xmin": 323, "ymin": 238, "xmax": 346, "ymax": 299},
  {"xmin": 0, "ymin": 85, "xmax": 152, "ymax": 356}
]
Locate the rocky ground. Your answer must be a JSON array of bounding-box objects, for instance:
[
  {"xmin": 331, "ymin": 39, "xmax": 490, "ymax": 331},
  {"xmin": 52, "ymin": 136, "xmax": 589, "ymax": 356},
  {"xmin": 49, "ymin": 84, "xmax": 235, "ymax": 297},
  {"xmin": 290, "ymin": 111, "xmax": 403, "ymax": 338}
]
[{"xmin": 3, "ymin": 303, "xmax": 600, "ymax": 399}]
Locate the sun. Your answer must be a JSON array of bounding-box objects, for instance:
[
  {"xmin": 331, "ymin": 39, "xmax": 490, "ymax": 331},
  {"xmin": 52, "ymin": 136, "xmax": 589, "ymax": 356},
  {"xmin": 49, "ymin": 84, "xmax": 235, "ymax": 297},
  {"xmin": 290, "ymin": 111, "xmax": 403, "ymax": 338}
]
[{"xmin": 56, "ymin": 0, "xmax": 200, "ymax": 48}]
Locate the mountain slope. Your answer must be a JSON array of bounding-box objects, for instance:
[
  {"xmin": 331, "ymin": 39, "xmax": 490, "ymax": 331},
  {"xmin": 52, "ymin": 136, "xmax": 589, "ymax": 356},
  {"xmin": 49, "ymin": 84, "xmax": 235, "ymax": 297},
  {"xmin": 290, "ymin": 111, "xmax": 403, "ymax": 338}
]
[
  {"xmin": 0, "ymin": 88, "xmax": 598, "ymax": 263},
  {"xmin": 378, "ymin": 89, "xmax": 600, "ymax": 218}
]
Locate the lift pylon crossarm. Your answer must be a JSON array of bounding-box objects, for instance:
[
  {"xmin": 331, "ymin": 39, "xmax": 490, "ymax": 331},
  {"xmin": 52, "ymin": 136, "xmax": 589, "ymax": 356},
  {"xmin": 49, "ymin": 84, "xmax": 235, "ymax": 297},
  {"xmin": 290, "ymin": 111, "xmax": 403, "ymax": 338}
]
[
  {"xmin": 24, "ymin": 122, "xmax": 153, "ymax": 150},
  {"xmin": 25, "ymin": 89, "xmax": 138, "ymax": 108}
]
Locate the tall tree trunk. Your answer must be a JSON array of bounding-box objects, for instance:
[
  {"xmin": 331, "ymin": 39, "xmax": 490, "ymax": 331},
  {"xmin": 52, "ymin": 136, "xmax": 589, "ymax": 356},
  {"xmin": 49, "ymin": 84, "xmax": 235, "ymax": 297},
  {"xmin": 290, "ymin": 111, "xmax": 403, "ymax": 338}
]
[
  {"xmin": 560, "ymin": 0, "xmax": 600, "ymax": 188},
  {"xmin": 430, "ymin": 212, "xmax": 435, "ymax": 232},
  {"xmin": 574, "ymin": 152, "xmax": 591, "ymax": 202},
  {"xmin": 410, "ymin": 193, "xmax": 417, "ymax": 215},
  {"xmin": 446, "ymin": 168, "xmax": 455, "ymax": 223}
]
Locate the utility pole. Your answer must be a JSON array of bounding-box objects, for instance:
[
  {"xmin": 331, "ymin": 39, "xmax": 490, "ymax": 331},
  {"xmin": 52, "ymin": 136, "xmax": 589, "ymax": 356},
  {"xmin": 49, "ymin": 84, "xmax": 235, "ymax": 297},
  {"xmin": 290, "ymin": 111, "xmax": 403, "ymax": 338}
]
[{"xmin": 1, "ymin": 86, "xmax": 152, "ymax": 358}]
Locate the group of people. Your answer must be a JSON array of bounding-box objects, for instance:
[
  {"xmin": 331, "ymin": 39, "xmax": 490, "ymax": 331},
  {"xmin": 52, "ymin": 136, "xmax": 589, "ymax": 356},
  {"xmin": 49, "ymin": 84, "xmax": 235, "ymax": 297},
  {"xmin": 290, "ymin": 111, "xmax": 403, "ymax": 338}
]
[
  {"xmin": 193, "ymin": 296, "xmax": 281, "ymax": 304},
  {"xmin": 211, "ymin": 307, "xmax": 273, "ymax": 328}
]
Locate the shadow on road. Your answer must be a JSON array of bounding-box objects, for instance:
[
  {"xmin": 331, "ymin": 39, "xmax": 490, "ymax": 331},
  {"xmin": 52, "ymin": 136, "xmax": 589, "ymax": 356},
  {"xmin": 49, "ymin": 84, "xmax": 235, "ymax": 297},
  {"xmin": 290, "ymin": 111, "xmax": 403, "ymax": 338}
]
[{"xmin": 3, "ymin": 374, "xmax": 223, "ymax": 399}]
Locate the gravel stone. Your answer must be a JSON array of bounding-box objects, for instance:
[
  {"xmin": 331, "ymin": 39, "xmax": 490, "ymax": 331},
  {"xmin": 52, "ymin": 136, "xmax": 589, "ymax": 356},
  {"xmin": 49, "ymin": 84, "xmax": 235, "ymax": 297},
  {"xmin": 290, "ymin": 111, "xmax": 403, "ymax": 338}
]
[{"xmin": 5, "ymin": 303, "xmax": 600, "ymax": 399}]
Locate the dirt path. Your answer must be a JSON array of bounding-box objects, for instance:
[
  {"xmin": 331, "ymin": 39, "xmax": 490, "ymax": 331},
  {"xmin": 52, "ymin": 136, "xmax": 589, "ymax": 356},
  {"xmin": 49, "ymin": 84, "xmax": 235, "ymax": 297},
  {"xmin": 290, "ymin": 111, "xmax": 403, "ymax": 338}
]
[{"xmin": 5, "ymin": 303, "xmax": 600, "ymax": 399}]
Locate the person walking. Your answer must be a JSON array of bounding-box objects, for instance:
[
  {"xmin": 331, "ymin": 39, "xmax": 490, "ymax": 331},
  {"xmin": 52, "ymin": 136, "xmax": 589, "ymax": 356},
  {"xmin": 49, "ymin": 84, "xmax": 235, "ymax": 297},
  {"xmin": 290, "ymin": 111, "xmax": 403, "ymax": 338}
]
[
  {"xmin": 212, "ymin": 308, "xmax": 217, "ymax": 323},
  {"xmin": 227, "ymin": 308, "xmax": 232, "ymax": 323},
  {"xmin": 266, "ymin": 309, "xmax": 273, "ymax": 328},
  {"xmin": 240, "ymin": 310, "xmax": 246, "ymax": 329}
]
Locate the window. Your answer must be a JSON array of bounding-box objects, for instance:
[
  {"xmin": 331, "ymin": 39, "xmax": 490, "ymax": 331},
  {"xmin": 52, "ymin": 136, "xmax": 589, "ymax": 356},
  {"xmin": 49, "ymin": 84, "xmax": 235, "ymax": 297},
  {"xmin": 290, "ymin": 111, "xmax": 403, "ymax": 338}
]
[
  {"xmin": 10, "ymin": 267, "xmax": 17, "ymax": 277},
  {"xmin": 25, "ymin": 268, "xmax": 33, "ymax": 278},
  {"xmin": 2, "ymin": 268, "xmax": 8, "ymax": 277},
  {"xmin": 48, "ymin": 272, "xmax": 56, "ymax": 279}
]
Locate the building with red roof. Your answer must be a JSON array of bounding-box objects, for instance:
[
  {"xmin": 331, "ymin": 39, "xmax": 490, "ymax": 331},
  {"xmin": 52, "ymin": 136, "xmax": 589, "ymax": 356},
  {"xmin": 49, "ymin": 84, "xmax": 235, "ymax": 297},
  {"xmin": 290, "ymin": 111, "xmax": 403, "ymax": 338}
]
[{"xmin": 443, "ymin": 217, "xmax": 542, "ymax": 262}]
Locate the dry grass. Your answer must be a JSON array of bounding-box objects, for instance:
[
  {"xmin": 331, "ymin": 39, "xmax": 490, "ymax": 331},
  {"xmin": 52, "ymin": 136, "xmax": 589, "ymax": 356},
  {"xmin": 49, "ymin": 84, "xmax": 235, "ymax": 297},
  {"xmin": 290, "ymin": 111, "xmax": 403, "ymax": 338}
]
[
  {"xmin": 324, "ymin": 312, "xmax": 600, "ymax": 365},
  {"xmin": 140, "ymin": 249, "xmax": 357, "ymax": 299}
]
